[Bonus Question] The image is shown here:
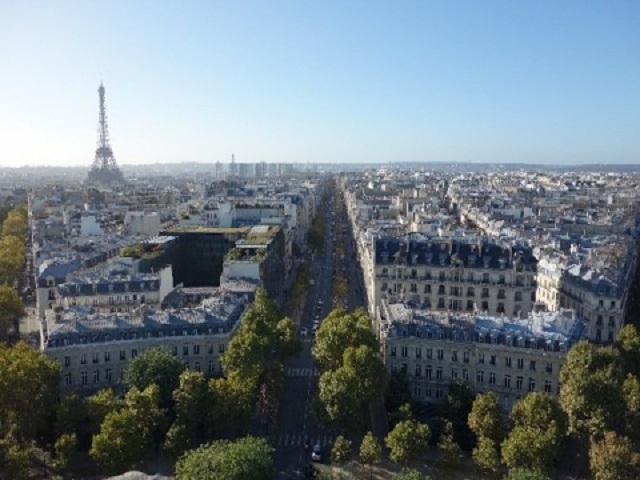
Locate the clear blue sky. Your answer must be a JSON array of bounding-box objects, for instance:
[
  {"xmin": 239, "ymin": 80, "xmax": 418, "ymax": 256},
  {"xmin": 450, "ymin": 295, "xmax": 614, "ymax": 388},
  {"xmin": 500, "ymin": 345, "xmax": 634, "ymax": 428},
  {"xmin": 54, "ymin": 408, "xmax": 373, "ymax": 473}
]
[{"xmin": 1, "ymin": 1, "xmax": 639, "ymax": 166}]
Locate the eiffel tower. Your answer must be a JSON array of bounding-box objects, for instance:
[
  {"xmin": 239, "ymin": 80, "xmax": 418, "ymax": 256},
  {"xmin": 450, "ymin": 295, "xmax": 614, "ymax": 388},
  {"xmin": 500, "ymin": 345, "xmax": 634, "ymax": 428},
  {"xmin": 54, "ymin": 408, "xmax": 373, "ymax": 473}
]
[{"xmin": 86, "ymin": 83, "xmax": 125, "ymax": 185}]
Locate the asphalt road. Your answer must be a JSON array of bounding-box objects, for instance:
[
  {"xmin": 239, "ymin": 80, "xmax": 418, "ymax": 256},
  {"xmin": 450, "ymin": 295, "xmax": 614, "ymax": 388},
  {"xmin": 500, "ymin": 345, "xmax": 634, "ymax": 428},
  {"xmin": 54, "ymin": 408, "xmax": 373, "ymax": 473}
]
[{"xmin": 272, "ymin": 204, "xmax": 338, "ymax": 478}]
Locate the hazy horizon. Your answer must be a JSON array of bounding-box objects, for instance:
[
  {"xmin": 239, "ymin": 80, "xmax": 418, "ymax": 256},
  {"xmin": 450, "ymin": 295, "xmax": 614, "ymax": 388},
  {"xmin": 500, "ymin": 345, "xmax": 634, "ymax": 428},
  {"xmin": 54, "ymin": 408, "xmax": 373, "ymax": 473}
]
[{"xmin": 2, "ymin": 1, "xmax": 639, "ymax": 167}]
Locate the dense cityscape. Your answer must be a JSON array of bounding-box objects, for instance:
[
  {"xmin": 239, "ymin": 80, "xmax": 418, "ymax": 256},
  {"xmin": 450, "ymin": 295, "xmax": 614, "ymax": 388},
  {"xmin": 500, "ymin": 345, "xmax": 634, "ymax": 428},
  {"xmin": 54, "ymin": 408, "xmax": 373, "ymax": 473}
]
[{"xmin": 0, "ymin": 82, "xmax": 638, "ymax": 480}]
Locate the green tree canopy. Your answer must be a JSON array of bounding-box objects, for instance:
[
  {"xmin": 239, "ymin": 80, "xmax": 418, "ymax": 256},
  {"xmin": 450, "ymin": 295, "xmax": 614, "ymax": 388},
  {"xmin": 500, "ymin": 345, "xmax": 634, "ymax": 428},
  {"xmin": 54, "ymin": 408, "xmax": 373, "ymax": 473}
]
[
  {"xmin": 317, "ymin": 367, "xmax": 361, "ymax": 429},
  {"xmin": 312, "ymin": 308, "xmax": 377, "ymax": 372},
  {"xmin": 394, "ymin": 469, "xmax": 433, "ymax": 480},
  {"xmin": 359, "ymin": 431, "xmax": 383, "ymax": 479},
  {"xmin": 85, "ymin": 388, "xmax": 120, "ymax": 434},
  {"xmin": 502, "ymin": 393, "xmax": 565, "ymax": 475},
  {"xmin": 0, "ymin": 235, "xmax": 25, "ymax": 286},
  {"xmin": 559, "ymin": 341, "xmax": 624, "ymax": 438},
  {"xmin": 503, "ymin": 469, "xmax": 552, "ymax": 480},
  {"xmin": 343, "ymin": 344, "xmax": 386, "ymax": 404},
  {"xmin": 385, "ymin": 419, "xmax": 430, "ymax": 464},
  {"xmin": 437, "ymin": 420, "xmax": 463, "ymax": 470},
  {"xmin": 589, "ymin": 431, "xmax": 640, "ymax": 480},
  {"xmin": 473, "ymin": 436, "xmax": 501, "ymax": 476},
  {"xmin": 175, "ymin": 436, "xmax": 276, "ymax": 480},
  {"xmin": 616, "ymin": 324, "xmax": 640, "ymax": 378},
  {"xmin": 331, "ymin": 435, "xmax": 352, "ymax": 467},
  {"xmin": 0, "ymin": 285, "xmax": 24, "ymax": 341},
  {"xmin": 441, "ymin": 380, "xmax": 475, "ymax": 450},
  {"xmin": 124, "ymin": 347, "xmax": 183, "ymax": 406},
  {"xmin": 0, "ymin": 342, "xmax": 59, "ymax": 442},
  {"xmin": 90, "ymin": 385, "xmax": 164, "ymax": 474},
  {"xmin": 468, "ymin": 392, "xmax": 505, "ymax": 444}
]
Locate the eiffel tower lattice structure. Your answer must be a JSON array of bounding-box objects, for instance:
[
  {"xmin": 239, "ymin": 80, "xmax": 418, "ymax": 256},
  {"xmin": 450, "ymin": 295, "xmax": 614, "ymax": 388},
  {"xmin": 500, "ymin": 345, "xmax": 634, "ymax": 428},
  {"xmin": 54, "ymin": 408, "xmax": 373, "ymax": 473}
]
[{"xmin": 86, "ymin": 83, "xmax": 125, "ymax": 185}]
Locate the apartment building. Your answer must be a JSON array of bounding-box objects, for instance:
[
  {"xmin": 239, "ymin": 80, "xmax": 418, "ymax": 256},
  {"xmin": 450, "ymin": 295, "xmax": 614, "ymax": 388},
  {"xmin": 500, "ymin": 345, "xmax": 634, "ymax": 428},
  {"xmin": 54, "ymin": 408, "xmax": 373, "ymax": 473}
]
[
  {"xmin": 41, "ymin": 293, "xmax": 249, "ymax": 394},
  {"xmin": 367, "ymin": 234, "xmax": 537, "ymax": 337},
  {"xmin": 382, "ymin": 302, "xmax": 584, "ymax": 410}
]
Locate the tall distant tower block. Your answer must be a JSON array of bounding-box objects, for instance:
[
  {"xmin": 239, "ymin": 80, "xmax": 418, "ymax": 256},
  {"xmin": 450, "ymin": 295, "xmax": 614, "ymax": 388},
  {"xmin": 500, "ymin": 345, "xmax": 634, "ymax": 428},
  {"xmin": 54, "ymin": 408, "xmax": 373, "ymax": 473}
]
[{"xmin": 86, "ymin": 83, "xmax": 125, "ymax": 185}]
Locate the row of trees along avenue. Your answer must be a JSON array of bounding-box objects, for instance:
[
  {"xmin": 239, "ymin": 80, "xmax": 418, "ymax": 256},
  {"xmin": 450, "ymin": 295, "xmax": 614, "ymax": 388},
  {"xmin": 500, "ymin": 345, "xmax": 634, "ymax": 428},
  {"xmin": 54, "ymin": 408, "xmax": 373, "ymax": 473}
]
[
  {"xmin": 0, "ymin": 204, "xmax": 28, "ymax": 342},
  {"xmin": 1, "ymin": 288, "xmax": 299, "ymax": 479}
]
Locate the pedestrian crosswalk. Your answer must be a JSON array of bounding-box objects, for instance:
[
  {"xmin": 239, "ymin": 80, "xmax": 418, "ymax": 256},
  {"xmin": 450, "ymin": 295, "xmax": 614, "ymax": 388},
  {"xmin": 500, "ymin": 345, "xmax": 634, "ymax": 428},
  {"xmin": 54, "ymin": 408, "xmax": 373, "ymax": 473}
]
[
  {"xmin": 300, "ymin": 337, "xmax": 314, "ymax": 344},
  {"xmin": 274, "ymin": 433, "xmax": 334, "ymax": 448},
  {"xmin": 286, "ymin": 367, "xmax": 320, "ymax": 377}
]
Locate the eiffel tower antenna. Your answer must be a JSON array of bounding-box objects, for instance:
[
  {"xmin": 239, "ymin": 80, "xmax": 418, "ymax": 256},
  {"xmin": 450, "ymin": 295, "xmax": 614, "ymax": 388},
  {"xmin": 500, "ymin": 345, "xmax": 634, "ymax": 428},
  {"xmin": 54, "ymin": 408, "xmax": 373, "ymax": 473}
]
[{"xmin": 86, "ymin": 82, "xmax": 125, "ymax": 185}]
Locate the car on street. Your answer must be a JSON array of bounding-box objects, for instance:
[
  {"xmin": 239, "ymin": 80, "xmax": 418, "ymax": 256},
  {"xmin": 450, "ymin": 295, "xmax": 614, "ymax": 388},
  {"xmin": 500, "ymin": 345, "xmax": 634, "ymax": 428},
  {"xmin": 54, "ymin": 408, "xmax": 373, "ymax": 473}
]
[
  {"xmin": 311, "ymin": 444, "xmax": 321, "ymax": 462},
  {"xmin": 300, "ymin": 327, "xmax": 308, "ymax": 336},
  {"xmin": 310, "ymin": 279, "xmax": 315, "ymax": 285}
]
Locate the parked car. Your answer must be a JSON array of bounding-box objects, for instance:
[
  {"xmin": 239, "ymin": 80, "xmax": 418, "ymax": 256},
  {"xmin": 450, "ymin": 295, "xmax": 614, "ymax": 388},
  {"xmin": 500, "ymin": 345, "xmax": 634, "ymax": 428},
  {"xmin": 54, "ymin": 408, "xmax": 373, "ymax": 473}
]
[
  {"xmin": 311, "ymin": 444, "xmax": 321, "ymax": 462},
  {"xmin": 300, "ymin": 327, "xmax": 308, "ymax": 336}
]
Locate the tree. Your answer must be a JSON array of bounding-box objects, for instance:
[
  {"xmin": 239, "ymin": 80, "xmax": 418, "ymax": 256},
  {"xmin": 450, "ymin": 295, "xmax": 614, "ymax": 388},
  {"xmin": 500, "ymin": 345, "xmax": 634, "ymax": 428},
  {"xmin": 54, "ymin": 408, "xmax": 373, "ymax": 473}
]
[
  {"xmin": 175, "ymin": 436, "xmax": 276, "ymax": 480},
  {"xmin": 2, "ymin": 208, "xmax": 28, "ymax": 238},
  {"xmin": 331, "ymin": 435, "xmax": 352, "ymax": 476},
  {"xmin": 559, "ymin": 341, "xmax": 624, "ymax": 438},
  {"xmin": 312, "ymin": 308, "xmax": 377, "ymax": 372},
  {"xmin": 90, "ymin": 385, "xmax": 164, "ymax": 474},
  {"xmin": 468, "ymin": 392, "xmax": 505, "ymax": 444},
  {"xmin": 385, "ymin": 419, "xmax": 430, "ymax": 464},
  {"xmin": 55, "ymin": 392, "xmax": 86, "ymax": 437},
  {"xmin": 385, "ymin": 371, "xmax": 412, "ymax": 416},
  {"xmin": 275, "ymin": 316, "xmax": 301, "ymax": 357},
  {"xmin": 208, "ymin": 375, "xmax": 253, "ymax": 435},
  {"xmin": 359, "ymin": 431, "xmax": 383, "ymax": 480},
  {"xmin": 437, "ymin": 420, "xmax": 462, "ymax": 470},
  {"xmin": 473, "ymin": 437, "xmax": 501, "ymax": 477},
  {"xmin": 84, "ymin": 388, "xmax": 120, "ymax": 435},
  {"xmin": 0, "ymin": 285, "xmax": 24, "ymax": 341},
  {"xmin": 0, "ymin": 342, "xmax": 59, "ymax": 442},
  {"xmin": 503, "ymin": 469, "xmax": 552, "ymax": 480},
  {"xmin": 53, "ymin": 432, "xmax": 80, "ymax": 474},
  {"xmin": 317, "ymin": 367, "xmax": 361, "ymax": 430},
  {"xmin": 125, "ymin": 347, "xmax": 183, "ymax": 406},
  {"xmin": 622, "ymin": 374, "xmax": 640, "ymax": 442},
  {"xmin": 502, "ymin": 393, "xmax": 565, "ymax": 475},
  {"xmin": 343, "ymin": 344, "xmax": 386, "ymax": 404},
  {"xmin": 0, "ymin": 235, "xmax": 25, "ymax": 286},
  {"xmin": 441, "ymin": 380, "xmax": 475, "ymax": 450},
  {"xmin": 617, "ymin": 324, "xmax": 640, "ymax": 377},
  {"xmin": 0, "ymin": 441, "xmax": 31, "ymax": 480},
  {"xmin": 589, "ymin": 431, "xmax": 640, "ymax": 480},
  {"xmin": 394, "ymin": 468, "xmax": 433, "ymax": 480}
]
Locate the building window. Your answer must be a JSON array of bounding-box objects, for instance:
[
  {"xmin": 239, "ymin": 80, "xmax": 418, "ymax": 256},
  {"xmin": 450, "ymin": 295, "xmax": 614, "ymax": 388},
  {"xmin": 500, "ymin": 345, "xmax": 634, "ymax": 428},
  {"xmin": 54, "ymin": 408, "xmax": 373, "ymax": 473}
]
[
  {"xmin": 219, "ymin": 344, "xmax": 226, "ymax": 353},
  {"xmin": 462, "ymin": 369, "xmax": 469, "ymax": 381},
  {"xmin": 401, "ymin": 346, "xmax": 408, "ymax": 358},
  {"xmin": 209, "ymin": 360, "xmax": 215, "ymax": 374},
  {"xmin": 183, "ymin": 346, "xmax": 189, "ymax": 356},
  {"xmin": 497, "ymin": 303, "xmax": 505, "ymax": 313},
  {"xmin": 544, "ymin": 380, "xmax": 552, "ymax": 393},
  {"xmin": 194, "ymin": 361, "xmax": 201, "ymax": 372},
  {"xmin": 131, "ymin": 349, "xmax": 138, "ymax": 359},
  {"xmin": 65, "ymin": 373, "xmax": 72, "ymax": 386},
  {"xmin": 505, "ymin": 356, "xmax": 512, "ymax": 368},
  {"xmin": 184, "ymin": 362, "xmax": 190, "ymax": 370},
  {"xmin": 120, "ymin": 369, "xmax": 125, "ymax": 380},
  {"xmin": 172, "ymin": 346, "xmax": 178, "ymax": 356},
  {"xmin": 426, "ymin": 348, "xmax": 433, "ymax": 359},
  {"xmin": 81, "ymin": 371, "xmax": 88, "ymax": 385},
  {"xmin": 477, "ymin": 371, "xmax": 484, "ymax": 383},
  {"xmin": 466, "ymin": 300, "xmax": 474, "ymax": 310},
  {"xmin": 529, "ymin": 360, "xmax": 536, "ymax": 371},
  {"xmin": 545, "ymin": 362, "xmax": 553, "ymax": 373},
  {"xmin": 528, "ymin": 378, "xmax": 536, "ymax": 392},
  {"xmin": 490, "ymin": 355, "xmax": 496, "ymax": 365},
  {"xmin": 426, "ymin": 386, "xmax": 432, "ymax": 398},
  {"xmin": 452, "ymin": 351, "xmax": 458, "ymax": 362},
  {"xmin": 80, "ymin": 354, "xmax": 87, "ymax": 365},
  {"xmin": 93, "ymin": 370, "xmax": 100, "ymax": 384},
  {"xmin": 478, "ymin": 353, "xmax": 485, "ymax": 364},
  {"xmin": 391, "ymin": 346, "xmax": 396, "ymax": 357},
  {"xmin": 515, "ymin": 291, "xmax": 522, "ymax": 301},
  {"xmin": 106, "ymin": 369, "xmax": 112, "ymax": 383},
  {"xmin": 64, "ymin": 356, "xmax": 70, "ymax": 367},
  {"xmin": 437, "ymin": 349, "xmax": 444, "ymax": 360},
  {"xmin": 424, "ymin": 285, "xmax": 431, "ymax": 294},
  {"xmin": 489, "ymin": 372, "xmax": 496, "ymax": 385},
  {"xmin": 436, "ymin": 367, "xmax": 443, "ymax": 380},
  {"xmin": 504, "ymin": 375, "xmax": 512, "ymax": 388},
  {"xmin": 104, "ymin": 352, "xmax": 111, "ymax": 363},
  {"xmin": 120, "ymin": 350, "xmax": 126, "ymax": 361},
  {"xmin": 437, "ymin": 298, "xmax": 445, "ymax": 309},
  {"xmin": 452, "ymin": 368, "xmax": 458, "ymax": 379},
  {"xmin": 517, "ymin": 358, "xmax": 524, "ymax": 369},
  {"xmin": 463, "ymin": 352, "xmax": 469, "ymax": 363},
  {"xmin": 415, "ymin": 365, "xmax": 422, "ymax": 377},
  {"xmin": 194, "ymin": 345, "xmax": 200, "ymax": 355},
  {"xmin": 435, "ymin": 388, "xmax": 443, "ymax": 399},
  {"xmin": 415, "ymin": 347, "xmax": 422, "ymax": 359},
  {"xmin": 516, "ymin": 376, "xmax": 523, "ymax": 390},
  {"xmin": 414, "ymin": 384, "xmax": 421, "ymax": 398},
  {"xmin": 426, "ymin": 365, "xmax": 432, "ymax": 379}
]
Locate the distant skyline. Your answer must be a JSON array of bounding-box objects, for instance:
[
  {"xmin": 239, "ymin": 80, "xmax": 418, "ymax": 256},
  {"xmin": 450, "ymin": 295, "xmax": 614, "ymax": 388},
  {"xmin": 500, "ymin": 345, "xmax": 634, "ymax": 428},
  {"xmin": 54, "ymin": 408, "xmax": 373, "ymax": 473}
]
[{"xmin": 1, "ymin": 1, "xmax": 639, "ymax": 167}]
